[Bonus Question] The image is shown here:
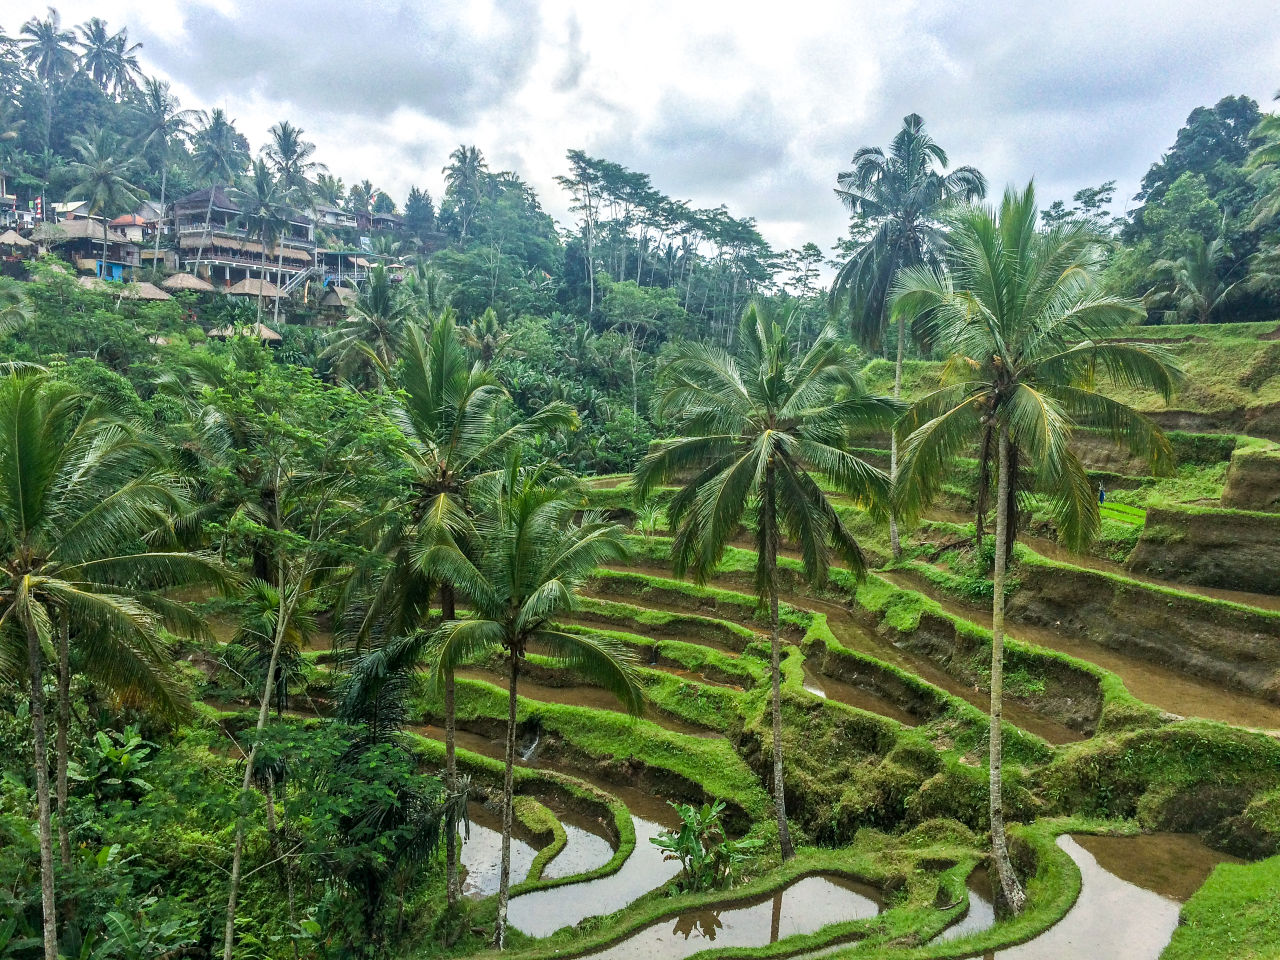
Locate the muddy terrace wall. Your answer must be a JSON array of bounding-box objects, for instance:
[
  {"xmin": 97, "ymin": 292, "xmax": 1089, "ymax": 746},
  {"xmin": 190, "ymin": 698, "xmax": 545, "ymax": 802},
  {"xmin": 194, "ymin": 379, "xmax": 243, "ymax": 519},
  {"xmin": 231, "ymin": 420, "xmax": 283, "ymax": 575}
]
[
  {"xmin": 1222, "ymin": 447, "xmax": 1280, "ymax": 512},
  {"xmin": 1127, "ymin": 507, "xmax": 1280, "ymax": 595},
  {"xmin": 1009, "ymin": 558, "xmax": 1280, "ymax": 703}
]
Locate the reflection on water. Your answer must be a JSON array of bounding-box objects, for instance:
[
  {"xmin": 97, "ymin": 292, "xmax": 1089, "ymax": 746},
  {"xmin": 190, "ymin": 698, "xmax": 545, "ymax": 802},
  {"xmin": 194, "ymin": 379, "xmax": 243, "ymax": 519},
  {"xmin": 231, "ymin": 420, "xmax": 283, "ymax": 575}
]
[
  {"xmin": 460, "ymin": 804, "xmax": 537, "ymax": 899},
  {"xmin": 989, "ymin": 834, "xmax": 1236, "ymax": 960},
  {"xmin": 935, "ymin": 866, "xmax": 996, "ymax": 943},
  {"xmin": 545, "ymin": 819, "xmax": 615, "ymax": 880},
  {"xmin": 579, "ymin": 874, "xmax": 881, "ymax": 960},
  {"xmin": 508, "ymin": 815, "xmax": 681, "ymax": 936}
]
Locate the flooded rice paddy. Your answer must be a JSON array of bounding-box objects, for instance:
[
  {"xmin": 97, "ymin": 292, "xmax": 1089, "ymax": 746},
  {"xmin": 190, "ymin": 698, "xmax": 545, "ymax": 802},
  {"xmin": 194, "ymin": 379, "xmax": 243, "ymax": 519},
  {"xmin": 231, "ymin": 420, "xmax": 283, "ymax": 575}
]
[{"xmin": 580, "ymin": 874, "xmax": 881, "ymax": 960}]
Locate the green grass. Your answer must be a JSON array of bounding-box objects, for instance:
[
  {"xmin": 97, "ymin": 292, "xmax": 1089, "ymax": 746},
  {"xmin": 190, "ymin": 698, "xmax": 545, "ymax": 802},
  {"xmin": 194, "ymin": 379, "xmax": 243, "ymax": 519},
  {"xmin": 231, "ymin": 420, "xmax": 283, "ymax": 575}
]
[
  {"xmin": 1161, "ymin": 856, "xmax": 1280, "ymax": 960},
  {"xmin": 515, "ymin": 796, "xmax": 568, "ymax": 882}
]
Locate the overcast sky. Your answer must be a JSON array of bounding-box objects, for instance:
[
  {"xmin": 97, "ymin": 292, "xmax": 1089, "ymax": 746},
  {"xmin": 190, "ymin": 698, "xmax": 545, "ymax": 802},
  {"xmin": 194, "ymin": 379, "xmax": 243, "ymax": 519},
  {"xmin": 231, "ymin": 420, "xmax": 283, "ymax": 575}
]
[{"xmin": 8, "ymin": 1, "xmax": 1280, "ymax": 255}]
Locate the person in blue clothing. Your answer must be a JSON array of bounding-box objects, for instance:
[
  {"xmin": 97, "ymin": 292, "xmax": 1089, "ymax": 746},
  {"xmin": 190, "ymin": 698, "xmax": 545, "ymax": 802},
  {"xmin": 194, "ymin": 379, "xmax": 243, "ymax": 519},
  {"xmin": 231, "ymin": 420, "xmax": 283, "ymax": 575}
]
[{"xmin": 1098, "ymin": 482, "xmax": 1106, "ymax": 504}]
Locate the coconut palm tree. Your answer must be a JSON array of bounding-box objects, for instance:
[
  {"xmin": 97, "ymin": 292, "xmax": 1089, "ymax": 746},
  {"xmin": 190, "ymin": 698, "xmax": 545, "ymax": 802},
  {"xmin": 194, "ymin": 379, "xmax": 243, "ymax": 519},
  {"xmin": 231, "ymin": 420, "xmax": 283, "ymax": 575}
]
[
  {"xmin": 341, "ymin": 313, "xmax": 575, "ymax": 905},
  {"xmin": 0, "ymin": 372, "xmax": 223, "ymax": 960},
  {"xmin": 262, "ymin": 120, "xmax": 326, "ymax": 209},
  {"xmin": 130, "ymin": 78, "xmax": 199, "ymax": 270},
  {"xmin": 830, "ymin": 114, "xmax": 987, "ymax": 557},
  {"xmin": 891, "ymin": 182, "xmax": 1182, "ymax": 912},
  {"xmin": 191, "ymin": 109, "xmax": 251, "ymax": 277},
  {"xmin": 322, "ymin": 264, "xmax": 415, "ymax": 388},
  {"xmin": 66, "ymin": 129, "xmax": 145, "ymax": 276},
  {"xmin": 633, "ymin": 304, "xmax": 899, "ymax": 860},
  {"xmin": 460, "ymin": 307, "xmax": 515, "ymax": 364},
  {"xmin": 233, "ymin": 159, "xmax": 289, "ymax": 321},
  {"xmin": 18, "ymin": 8, "xmax": 76, "ymax": 157},
  {"xmin": 75, "ymin": 17, "xmax": 142, "ymax": 96},
  {"xmin": 1247, "ymin": 110, "xmax": 1280, "ymax": 228},
  {"xmin": 1148, "ymin": 234, "xmax": 1245, "ymax": 324},
  {"xmin": 442, "ymin": 144, "xmax": 488, "ymax": 240},
  {"xmin": 424, "ymin": 459, "xmax": 641, "ymax": 948},
  {"xmin": 314, "ymin": 173, "xmax": 345, "ymax": 207}
]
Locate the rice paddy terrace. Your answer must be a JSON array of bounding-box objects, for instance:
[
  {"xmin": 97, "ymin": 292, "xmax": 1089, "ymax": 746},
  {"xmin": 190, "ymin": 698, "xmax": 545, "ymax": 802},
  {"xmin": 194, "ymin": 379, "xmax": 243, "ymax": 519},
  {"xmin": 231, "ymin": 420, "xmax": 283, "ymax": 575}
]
[{"xmin": 197, "ymin": 322, "xmax": 1280, "ymax": 959}]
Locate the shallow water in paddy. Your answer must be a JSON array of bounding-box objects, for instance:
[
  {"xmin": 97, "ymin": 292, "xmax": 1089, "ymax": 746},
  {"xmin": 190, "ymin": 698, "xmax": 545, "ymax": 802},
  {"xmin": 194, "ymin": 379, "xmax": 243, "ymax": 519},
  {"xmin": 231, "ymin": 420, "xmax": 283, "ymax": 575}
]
[
  {"xmin": 459, "ymin": 803, "xmax": 537, "ymax": 898},
  {"xmin": 579, "ymin": 874, "xmax": 881, "ymax": 960}
]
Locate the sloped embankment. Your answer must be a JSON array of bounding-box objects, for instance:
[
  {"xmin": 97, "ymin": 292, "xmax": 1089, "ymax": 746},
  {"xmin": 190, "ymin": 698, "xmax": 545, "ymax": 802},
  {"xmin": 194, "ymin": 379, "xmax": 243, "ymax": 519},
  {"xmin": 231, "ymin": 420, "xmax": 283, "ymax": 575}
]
[
  {"xmin": 1126, "ymin": 506, "xmax": 1280, "ymax": 596},
  {"xmin": 1008, "ymin": 555, "xmax": 1280, "ymax": 703}
]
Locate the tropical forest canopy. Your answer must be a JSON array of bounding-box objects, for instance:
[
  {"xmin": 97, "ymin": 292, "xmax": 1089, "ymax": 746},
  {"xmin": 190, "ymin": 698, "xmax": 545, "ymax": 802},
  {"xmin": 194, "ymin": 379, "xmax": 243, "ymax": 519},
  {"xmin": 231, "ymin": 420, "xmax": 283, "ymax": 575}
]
[{"xmin": 2, "ymin": 7, "xmax": 1280, "ymax": 960}]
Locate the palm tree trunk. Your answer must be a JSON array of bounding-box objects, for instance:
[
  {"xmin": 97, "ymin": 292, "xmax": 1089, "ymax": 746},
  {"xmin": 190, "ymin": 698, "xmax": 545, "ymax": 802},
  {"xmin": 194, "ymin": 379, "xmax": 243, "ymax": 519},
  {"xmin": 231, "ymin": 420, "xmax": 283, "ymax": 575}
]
[
  {"xmin": 989, "ymin": 427, "xmax": 1026, "ymax": 914},
  {"xmin": 153, "ymin": 161, "xmax": 167, "ymax": 272},
  {"xmin": 273, "ymin": 248, "xmax": 284, "ymax": 325},
  {"xmin": 889, "ymin": 316, "xmax": 904, "ymax": 558},
  {"xmin": 441, "ymin": 584, "xmax": 461, "ymax": 907},
  {"xmin": 26, "ymin": 621, "xmax": 59, "ymax": 960},
  {"xmin": 494, "ymin": 652, "xmax": 520, "ymax": 949},
  {"xmin": 257, "ymin": 247, "xmax": 268, "ymax": 322},
  {"xmin": 55, "ymin": 620, "xmax": 71, "ymax": 868},
  {"xmin": 224, "ymin": 575, "xmax": 292, "ymax": 960},
  {"xmin": 194, "ymin": 191, "xmax": 215, "ymax": 279},
  {"xmin": 763, "ymin": 465, "xmax": 794, "ymax": 860}
]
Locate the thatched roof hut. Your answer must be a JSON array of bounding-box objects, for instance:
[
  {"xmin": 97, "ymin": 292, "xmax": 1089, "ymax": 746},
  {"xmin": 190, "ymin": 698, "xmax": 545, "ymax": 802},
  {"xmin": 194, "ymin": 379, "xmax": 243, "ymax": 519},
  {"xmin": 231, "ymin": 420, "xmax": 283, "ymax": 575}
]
[
  {"xmin": 0, "ymin": 229, "xmax": 33, "ymax": 248},
  {"xmin": 321, "ymin": 285, "xmax": 357, "ymax": 309},
  {"xmin": 122, "ymin": 281, "xmax": 172, "ymax": 301},
  {"xmin": 227, "ymin": 277, "xmax": 282, "ymax": 298},
  {"xmin": 208, "ymin": 322, "xmax": 283, "ymax": 343},
  {"xmin": 162, "ymin": 272, "xmax": 216, "ymax": 293}
]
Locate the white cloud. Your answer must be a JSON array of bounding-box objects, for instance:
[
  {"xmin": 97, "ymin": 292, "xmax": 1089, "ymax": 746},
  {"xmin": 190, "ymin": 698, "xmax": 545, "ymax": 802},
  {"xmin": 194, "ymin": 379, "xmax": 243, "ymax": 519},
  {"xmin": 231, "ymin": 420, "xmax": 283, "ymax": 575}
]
[{"xmin": 7, "ymin": 0, "xmax": 1280, "ymax": 257}]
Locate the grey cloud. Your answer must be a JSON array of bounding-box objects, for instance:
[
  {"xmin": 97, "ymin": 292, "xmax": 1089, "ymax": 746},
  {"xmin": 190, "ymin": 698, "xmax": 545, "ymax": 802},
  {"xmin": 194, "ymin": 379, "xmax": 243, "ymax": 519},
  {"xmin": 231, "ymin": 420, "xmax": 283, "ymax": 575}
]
[
  {"xmin": 601, "ymin": 89, "xmax": 792, "ymax": 196},
  {"xmin": 554, "ymin": 13, "xmax": 587, "ymax": 93},
  {"xmin": 134, "ymin": 0, "xmax": 543, "ymax": 123}
]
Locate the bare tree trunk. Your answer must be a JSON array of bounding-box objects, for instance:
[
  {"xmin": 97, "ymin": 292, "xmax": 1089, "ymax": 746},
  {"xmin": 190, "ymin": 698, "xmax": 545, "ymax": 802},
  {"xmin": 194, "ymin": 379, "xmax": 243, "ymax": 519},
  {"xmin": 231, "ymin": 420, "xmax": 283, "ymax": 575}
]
[
  {"xmin": 153, "ymin": 162, "xmax": 167, "ymax": 272},
  {"xmin": 441, "ymin": 584, "xmax": 461, "ymax": 907},
  {"xmin": 27, "ymin": 622, "xmax": 59, "ymax": 960},
  {"xmin": 763, "ymin": 465, "xmax": 794, "ymax": 860},
  {"xmin": 273, "ymin": 248, "xmax": 284, "ymax": 325},
  {"xmin": 224, "ymin": 573, "xmax": 292, "ymax": 960},
  {"xmin": 989, "ymin": 427, "xmax": 1027, "ymax": 913},
  {"xmin": 257, "ymin": 248, "xmax": 268, "ymax": 323},
  {"xmin": 494, "ymin": 653, "xmax": 520, "ymax": 948},
  {"xmin": 55, "ymin": 621, "xmax": 71, "ymax": 868},
  {"xmin": 975, "ymin": 425, "xmax": 993, "ymax": 555},
  {"xmin": 889, "ymin": 316, "xmax": 904, "ymax": 558},
  {"xmin": 194, "ymin": 191, "xmax": 215, "ymax": 278}
]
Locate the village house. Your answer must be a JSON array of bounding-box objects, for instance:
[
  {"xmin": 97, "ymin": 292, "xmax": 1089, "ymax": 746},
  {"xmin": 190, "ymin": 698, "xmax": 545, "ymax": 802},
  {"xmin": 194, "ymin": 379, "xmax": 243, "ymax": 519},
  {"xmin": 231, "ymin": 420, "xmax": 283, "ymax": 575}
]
[
  {"xmin": 170, "ymin": 185, "xmax": 317, "ymax": 290},
  {"xmin": 33, "ymin": 217, "xmax": 141, "ymax": 280}
]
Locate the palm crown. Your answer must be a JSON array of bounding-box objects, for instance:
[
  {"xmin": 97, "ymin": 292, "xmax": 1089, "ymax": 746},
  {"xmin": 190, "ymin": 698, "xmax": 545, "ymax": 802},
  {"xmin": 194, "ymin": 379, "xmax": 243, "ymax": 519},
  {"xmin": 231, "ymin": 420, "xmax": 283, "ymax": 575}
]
[
  {"xmin": 635, "ymin": 305, "xmax": 899, "ymax": 587},
  {"xmin": 424, "ymin": 461, "xmax": 641, "ymax": 706},
  {"xmin": 891, "ymin": 182, "xmax": 1183, "ymax": 550},
  {"xmin": 832, "ymin": 113, "xmax": 987, "ymax": 350}
]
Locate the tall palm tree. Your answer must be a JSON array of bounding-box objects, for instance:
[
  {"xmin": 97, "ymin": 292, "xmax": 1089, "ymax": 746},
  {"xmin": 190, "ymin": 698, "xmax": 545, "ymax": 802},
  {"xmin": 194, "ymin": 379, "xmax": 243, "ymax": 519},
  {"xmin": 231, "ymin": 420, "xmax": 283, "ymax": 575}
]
[
  {"xmin": 67, "ymin": 129, "xmax": 145, "ymax": 276},
  {"xmin": 443, "ymin": 144, "xmax": 487, "ymax": 240},
  {"xmin": 314, "ymin": 172, "xmax": 345, "ymax": 207},
  {"xmin": 425, "ymin": 460, "xmax": 641, "ymax": 948},
  {"xmin": 130, "ymin": 78, "xmax": 199, "ymax": 270},
  {"xmin": 1247, "ymin": 110, "xmax": 1280, "ymax": 228},
  {"xmin": 234, "ymin": 159, "xmax": 289, "ymax": 321},
  {"xmin": 830, "ymin": 113, "xmax": 987, "ymax": 556},
  {"xmin": 633, "ymin": 304, "xmax": 899, "ymax": 860},
  {"xmin": 891, "ymin": 182, "xmax": 1182, "ymax": 913},
  {"xmin": 191, "ymin": 109, "xmax": 250, "ymax": 277},
  {"xmin": 262, "ymin": 120, "xmax": 325, "ymax": 209},
  {"xmin": 75, "ymin": 18, "xmax": 142, "ymax": 96},
  {"xmin": 1148, "ymin": 234, "xmax": 1245, "ymax": 324},
  {"xmin": 322, "ymin": 264, "xmax": 415, "ymax": 388},
  {"xmin": 342, "ymin": 313, "xmax": 575, "ymax": 905},
  {"xmin": 18, "ymin": 8, "xmax": 76, "ymax": 157},
  {"xmin": 0, "ymin": 372, "xmax": 223, "ymax": 960}
]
